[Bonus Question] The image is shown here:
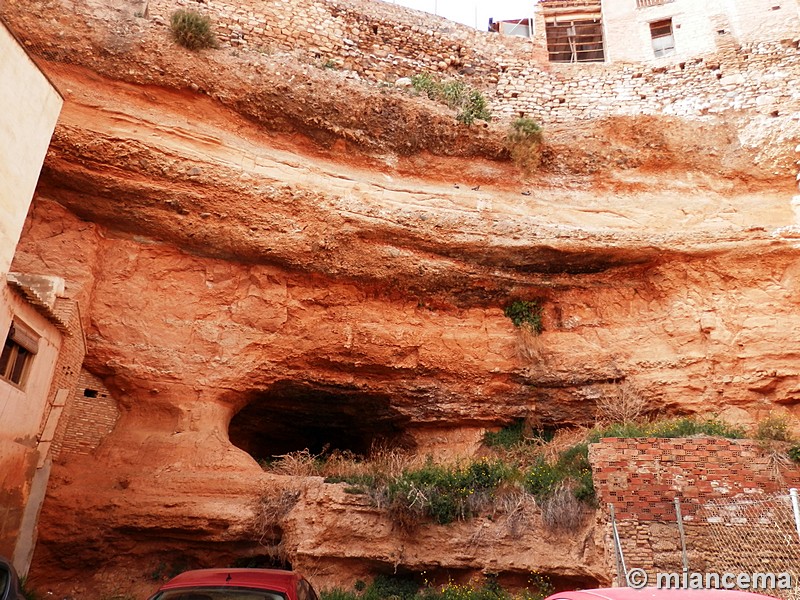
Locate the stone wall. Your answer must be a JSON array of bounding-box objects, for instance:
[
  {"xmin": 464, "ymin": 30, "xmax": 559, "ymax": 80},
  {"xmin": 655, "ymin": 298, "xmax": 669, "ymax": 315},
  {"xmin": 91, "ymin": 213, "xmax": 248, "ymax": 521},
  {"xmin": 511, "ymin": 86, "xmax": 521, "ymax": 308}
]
[
  {"xmin": 151, "ymin": 0, "xmax": 800, "ymax": 124},
  {"xmin": 155, "ymin": 0, "xmax": 532, "ymax": 84}
]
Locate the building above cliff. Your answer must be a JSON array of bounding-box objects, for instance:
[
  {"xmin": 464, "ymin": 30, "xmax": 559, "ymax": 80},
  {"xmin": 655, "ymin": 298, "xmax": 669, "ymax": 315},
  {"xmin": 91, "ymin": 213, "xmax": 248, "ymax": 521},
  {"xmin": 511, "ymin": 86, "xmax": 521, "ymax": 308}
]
[{"xmin": 536, "ymin": 0, "xmax": 800, "ymax": 63}]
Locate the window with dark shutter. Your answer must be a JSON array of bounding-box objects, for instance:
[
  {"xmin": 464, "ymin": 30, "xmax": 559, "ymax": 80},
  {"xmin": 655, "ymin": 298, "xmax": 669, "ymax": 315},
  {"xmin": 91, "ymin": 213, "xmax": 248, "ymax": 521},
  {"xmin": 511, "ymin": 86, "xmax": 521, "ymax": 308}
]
[{"xmin": 0, "ymin": 320, "xmax": 38, "ymax": 387}]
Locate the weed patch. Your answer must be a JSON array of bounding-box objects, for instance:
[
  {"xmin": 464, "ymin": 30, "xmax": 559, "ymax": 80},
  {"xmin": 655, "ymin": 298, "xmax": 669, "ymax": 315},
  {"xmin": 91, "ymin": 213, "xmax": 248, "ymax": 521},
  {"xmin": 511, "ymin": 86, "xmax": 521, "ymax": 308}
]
[
  {"xmin": 319, "ymin": 575, "xmax": 552, "ymax": 600},
  {"xmin": 587, "ymin": 417, "xmax": 746, "ymax": 442},
  {"xmin": 410, "ymin": 73, "xmax": 491, "ymax": 125},
  {"xmin": 170, "ymin": 9, "xmax": 218, "ymax": 51},
  {"xmin": 755, "ymin": 412, "xmax": 794, "ymax": 442},
  {"xmin": 503, "ymin": 300, "xmax": 543, "ymax": 334},
  {"xmin": 506, "ymin": 118, "xmax": 544, "ymax": 174}
]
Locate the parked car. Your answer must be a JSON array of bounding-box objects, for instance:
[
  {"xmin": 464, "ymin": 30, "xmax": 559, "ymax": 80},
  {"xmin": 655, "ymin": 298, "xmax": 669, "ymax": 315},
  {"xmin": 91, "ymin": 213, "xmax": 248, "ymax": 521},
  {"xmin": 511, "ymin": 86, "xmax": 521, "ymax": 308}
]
[
  {"xmin": 147, "ymin": 568, "xmax": 319, "ymax": 600},
  {"xmin": 544, "ymin": 588, "xmax": 773, "ymax": 600},
  {"xmin": 0, "ymin": 556, "xmax": 23, "ymax": 600}
]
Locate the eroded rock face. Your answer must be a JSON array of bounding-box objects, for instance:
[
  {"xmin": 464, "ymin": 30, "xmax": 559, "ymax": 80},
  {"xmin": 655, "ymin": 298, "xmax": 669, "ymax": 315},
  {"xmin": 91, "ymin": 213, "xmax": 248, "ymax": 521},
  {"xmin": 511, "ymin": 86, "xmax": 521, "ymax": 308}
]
[{"xmin": 5, "ymin": 0, "xmax": 800, "ymax": 597}]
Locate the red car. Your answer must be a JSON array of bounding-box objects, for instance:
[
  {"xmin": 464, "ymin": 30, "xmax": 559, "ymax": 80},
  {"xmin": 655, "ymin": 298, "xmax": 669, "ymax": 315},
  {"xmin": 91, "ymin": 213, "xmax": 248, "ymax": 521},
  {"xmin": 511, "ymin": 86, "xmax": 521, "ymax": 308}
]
[
  {"xmin": 146, "ymin": 568, "xmax": 319, "ymax": 600},
  {"xmin": 544, "ymin": 589, "xmax": 773, "ymax": 600}
]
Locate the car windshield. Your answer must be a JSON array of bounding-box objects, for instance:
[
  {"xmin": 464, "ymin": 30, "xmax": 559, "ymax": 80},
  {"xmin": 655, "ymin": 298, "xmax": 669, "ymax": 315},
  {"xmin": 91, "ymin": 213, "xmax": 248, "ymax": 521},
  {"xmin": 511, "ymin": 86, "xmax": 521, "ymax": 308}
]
[{"xmin": 153, "ymin": 588, "xmax": 286, "ymax": 600}]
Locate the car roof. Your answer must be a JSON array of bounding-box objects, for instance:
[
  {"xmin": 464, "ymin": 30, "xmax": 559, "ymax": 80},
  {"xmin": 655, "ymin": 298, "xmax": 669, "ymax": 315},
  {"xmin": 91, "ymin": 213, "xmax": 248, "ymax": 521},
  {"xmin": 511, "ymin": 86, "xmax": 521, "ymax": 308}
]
[
  {"xmin": 545, "ymin": 589, "xmax": 772, "ymax": 600},
  {"xmin": 159, "ymin": 569, "xmax": 302, "ymax": 592}
]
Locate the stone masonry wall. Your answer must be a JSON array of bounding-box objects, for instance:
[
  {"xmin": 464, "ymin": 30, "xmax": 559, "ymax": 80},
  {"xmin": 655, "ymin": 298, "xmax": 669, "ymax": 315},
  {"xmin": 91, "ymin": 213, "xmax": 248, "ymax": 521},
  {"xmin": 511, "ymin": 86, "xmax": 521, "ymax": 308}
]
[
  {"xmin": 494, "ymin": 40, "xmax": 800, "ymax": 122},
  {"xmin": 150, "ymin": 0, "xmax": 800, "ymax": 124},
  {"xmin": 155, "ymin": 0, "xmax": 533, "ymax": 85}
]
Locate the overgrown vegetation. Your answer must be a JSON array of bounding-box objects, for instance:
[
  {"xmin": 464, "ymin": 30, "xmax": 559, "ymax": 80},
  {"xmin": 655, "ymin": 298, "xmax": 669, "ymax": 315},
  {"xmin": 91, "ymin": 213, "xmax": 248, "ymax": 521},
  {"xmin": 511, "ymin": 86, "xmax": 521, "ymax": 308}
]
[
  {"xmin": 170, "ymin": 9, "xmax": 218, "ymax": 51},
  {"xmin": 505, "ymin": 118, "xmax": 544, "ymax": 174},
  {"xmin": 755, "ymin": 412, "xmax": 793, "ymax": 443},
  {"xmin": 503, "ymin": 300, "xmax": 543, "ymax": 334},
  {"xmin": 410, "ymin": 73, "xmax": 492, "ymax": 125},
  {"xmin": 384, "ymin": 459, "xmax": 514, "ymax": 525},
  {"xmin": 586, "ymin": 417, "xmax": 746, "ymax": 443},
  {"xmin": 260, "ymin": 413, "xmax": 763, "ymax": 531},
  {"xmin": 320, "ymin": 574, "xmax": 552, "ymax": 600}
]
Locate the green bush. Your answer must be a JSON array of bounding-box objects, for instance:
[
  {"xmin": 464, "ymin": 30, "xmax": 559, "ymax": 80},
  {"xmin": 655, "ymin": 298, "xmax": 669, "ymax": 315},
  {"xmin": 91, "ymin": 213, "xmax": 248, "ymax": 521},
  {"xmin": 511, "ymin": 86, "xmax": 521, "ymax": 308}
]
[
  {"xmin": 320, "ymin": 589, "xmax": 358, "ymax": 600},
  {"xmin": 410, "ymin": 73, "xmax": 491, "ymax": 125},
  {"xmin": 755, "ymin": 413, "xmax": 794, "ymax": 442},
  {"xmin": 587, "ymin": 417, "xmax": 746, "ymax": 443},
  {"xmin": 503, "ymin": 300, "xmax": 543, "ymax": 334},
  {"xmin": 324, "ymin": 576, "xmax": 551, "ymax": 600},
  {"xmin": 387, "ymin": 459, "xmax": 513, "ymax": 525},
  {"xmin": 364, "ymin": 576, "xmax": 419, "ymax": 600},
  {"xmin": 789, "ymin": 445, "xmax": 800, "ymax": 462},
  {"xmin": 523, "ymin": 443, "xmax": 595, "ymax": 506},
  {"xmin": 483, "ymin": 419, "xmax": 527, "ymax": 449},
  {"xmin": 457, "ymin": 89, "xmax": 492, "ymax": 125},
  {"xmin": 170, "ymin": 9, "xmax": 218, "ymax": 51}
]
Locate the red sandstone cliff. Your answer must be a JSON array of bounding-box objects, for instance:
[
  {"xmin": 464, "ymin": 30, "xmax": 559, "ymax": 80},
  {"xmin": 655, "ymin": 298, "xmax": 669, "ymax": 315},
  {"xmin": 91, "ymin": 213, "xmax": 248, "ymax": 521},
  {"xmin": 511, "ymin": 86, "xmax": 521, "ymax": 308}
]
[{"xmin": 3, "ymin": 0, "xmax": 800, "ymax": 597}]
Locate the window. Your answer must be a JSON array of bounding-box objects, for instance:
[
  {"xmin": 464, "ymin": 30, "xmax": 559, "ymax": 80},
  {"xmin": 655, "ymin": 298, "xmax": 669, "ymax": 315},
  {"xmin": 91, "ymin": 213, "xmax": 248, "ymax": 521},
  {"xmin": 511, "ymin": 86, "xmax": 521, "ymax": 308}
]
[
  {"xmin": 545, "ymin": 19, "xmax": 605, "ymax": 63},
  {"xmin": 650, "ymin": 18, "xmax": 675, "ymax": 57},
  {"xmin": 0, "ymin": 320, "xmax": 38, "ymax": 386}
]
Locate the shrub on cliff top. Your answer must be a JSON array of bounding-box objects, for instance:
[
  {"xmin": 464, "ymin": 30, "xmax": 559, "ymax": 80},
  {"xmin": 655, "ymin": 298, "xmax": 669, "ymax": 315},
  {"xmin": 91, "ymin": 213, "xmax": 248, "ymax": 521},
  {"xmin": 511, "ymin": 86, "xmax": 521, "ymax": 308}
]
[
  {"xmin": 587, "ymin": 416, "xmax": 746, "ymax": 443},
  {"xmin": 170, "ymin": 9, "xmax": 218, "ymax": 51}
]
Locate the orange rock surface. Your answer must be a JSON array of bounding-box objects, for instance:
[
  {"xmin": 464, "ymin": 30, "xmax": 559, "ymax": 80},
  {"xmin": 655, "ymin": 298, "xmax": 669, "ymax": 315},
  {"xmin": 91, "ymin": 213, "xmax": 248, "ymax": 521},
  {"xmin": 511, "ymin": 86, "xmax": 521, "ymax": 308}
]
[{"xmin": 4, "ymin": 0, "xmax": 800, "ymax": 597}]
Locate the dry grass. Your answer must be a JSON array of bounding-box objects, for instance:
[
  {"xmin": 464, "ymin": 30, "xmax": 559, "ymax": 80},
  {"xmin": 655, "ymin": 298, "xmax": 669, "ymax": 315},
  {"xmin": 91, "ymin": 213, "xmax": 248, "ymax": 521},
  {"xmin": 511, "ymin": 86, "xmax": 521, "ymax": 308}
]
[
  {"xmin": 516, "ymin": 326, "xmax": 545, "ymax": 362},
  {"xmin": 538, "ymin": 484, "xmax": 588, "ymax": 531},
  {"xmin": 265, "ymin": 444, "xmax": 419, "ymax": 480},
  {"xmin": 595, "ymin": 381, "xmax": 649, "ymax": 425},
  {"xmin": 253, "ymin": 488, "xmax": 300, "ymax": 556},
  {"xmin": 268, "ymin": 449, "xmax": 322, "ymax": 477},
  {"xmin": 537, "ymin": 427, "xmax": 590, "ymax": 465}
]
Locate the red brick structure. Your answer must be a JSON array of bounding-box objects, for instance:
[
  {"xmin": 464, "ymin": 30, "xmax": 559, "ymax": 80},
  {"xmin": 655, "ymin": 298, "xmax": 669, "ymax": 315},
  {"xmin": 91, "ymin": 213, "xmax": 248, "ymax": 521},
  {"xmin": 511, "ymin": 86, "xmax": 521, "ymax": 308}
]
[
  {"xmin": 590, "ymin": 437, "xmax": 800, "ymax": 520},
  {"xmin": 589, "ymin": 438, "xmax": 800, "ymax": 589}
]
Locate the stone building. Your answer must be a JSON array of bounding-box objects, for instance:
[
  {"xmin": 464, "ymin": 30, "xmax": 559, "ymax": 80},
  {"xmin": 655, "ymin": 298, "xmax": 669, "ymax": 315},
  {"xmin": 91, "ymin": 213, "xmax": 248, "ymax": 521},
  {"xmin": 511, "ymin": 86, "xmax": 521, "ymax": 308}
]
[
  {"xmin": 536, "ymin": 0, "xmax": 800, "ymax": 63},
  {"xmin": 0, "ymin": 19, "xmax": 85, "ymax": 576}
]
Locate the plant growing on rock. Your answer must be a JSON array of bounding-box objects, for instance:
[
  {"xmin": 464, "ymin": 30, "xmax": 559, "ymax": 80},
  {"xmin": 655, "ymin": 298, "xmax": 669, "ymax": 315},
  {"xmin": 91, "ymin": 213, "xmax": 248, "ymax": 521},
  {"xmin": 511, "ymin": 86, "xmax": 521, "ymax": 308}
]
[
  {"xmin": 506, "ymin": 118, "xmax": 544, "ymax": 174},
  {"xmin": 755, "ymin": 412, "xmax": 794, "ymax": 442},
  {"xmin": 170, "ymin": 9, "xmax": 218, "ymax": 51},
  {"xmin": 503, "ymin": 300, "xmax": 543, "ymax": 334},
  {"xmin": 410, "ymin": 73, "xmax": 492, "ymax": 125}
]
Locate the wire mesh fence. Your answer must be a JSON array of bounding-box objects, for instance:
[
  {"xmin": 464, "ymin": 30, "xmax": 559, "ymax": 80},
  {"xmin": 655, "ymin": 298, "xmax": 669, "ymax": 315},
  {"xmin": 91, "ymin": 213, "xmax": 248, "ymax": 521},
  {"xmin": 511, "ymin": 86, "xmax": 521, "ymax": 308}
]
[
  {"xmin": 684, "ymin": 493, "xmax": 800, "ymax": 598},
  {"xmin": 612, "ymin": 491, "xmax": 800, "ymax": 599}
]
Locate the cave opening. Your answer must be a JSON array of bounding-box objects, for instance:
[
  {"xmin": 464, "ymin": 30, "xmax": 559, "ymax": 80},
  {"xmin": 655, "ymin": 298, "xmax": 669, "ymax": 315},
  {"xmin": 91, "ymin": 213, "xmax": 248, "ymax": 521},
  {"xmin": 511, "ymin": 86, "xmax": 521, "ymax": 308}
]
[{"xmin": 229, "ymin": 380, "xmax": 411, "ymax": 461}]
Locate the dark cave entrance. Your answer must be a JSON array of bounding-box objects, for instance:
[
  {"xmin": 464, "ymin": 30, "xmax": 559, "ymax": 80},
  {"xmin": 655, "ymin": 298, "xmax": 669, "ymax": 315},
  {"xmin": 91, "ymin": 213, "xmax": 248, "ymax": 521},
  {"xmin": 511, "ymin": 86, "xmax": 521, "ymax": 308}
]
[{"xmin": 228, "ymin": 380, "xmax": 411, "ymax": 460}]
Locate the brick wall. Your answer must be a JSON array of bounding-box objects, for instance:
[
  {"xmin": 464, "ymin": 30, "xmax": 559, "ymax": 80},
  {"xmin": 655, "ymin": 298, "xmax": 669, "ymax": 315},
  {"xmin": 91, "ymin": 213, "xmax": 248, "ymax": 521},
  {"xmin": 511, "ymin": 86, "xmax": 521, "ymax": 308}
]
[
  {"xmin": 37, "ymin": 298, "xmax": 86, "ymax": 462},
  {"xmin": 590, "ymin": 437, "xmax": 800, "ymax": 520},
  {"xmin": 590, "ymin": 438, "xmax": 800, "ymax": 586},
  {"xmin": 58, "ymin": 370, "xmax": 119, "ymax": 456},
  {"xmin": 150, "ymin": 0, "xmax": 800, "ymax": 124}
]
